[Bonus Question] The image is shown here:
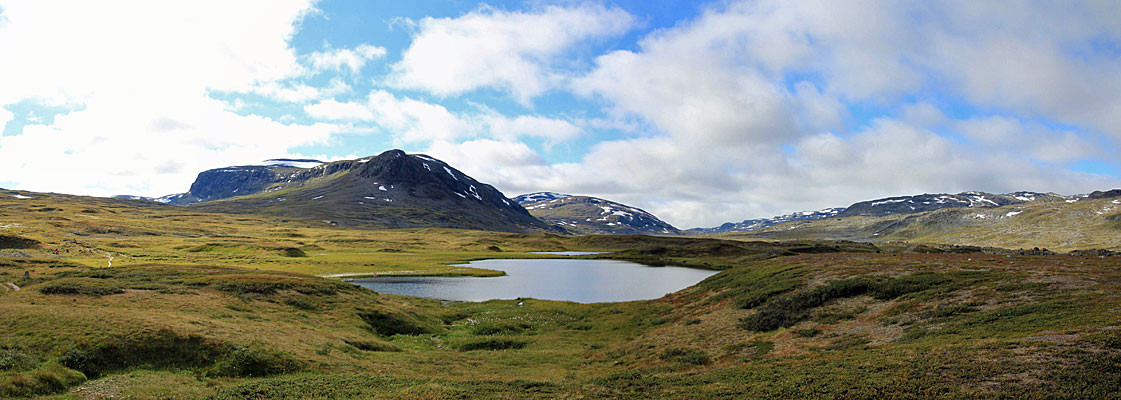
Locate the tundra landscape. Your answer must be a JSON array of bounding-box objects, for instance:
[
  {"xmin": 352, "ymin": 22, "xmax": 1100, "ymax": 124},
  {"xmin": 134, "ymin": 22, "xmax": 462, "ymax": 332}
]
[{"xmin": 2, "ymin": 1, "xmax": 1120, "ymax": 399}]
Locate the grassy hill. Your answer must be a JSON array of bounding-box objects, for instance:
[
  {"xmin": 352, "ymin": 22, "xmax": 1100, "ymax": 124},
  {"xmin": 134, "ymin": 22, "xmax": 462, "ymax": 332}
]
[
  {"xmin": 0, "ymin": 189, "xmax": 1118, "ymax": 398},
  {"xmin": 721, "ymin": 196, "xmax": 1121, "ymax": 252}
]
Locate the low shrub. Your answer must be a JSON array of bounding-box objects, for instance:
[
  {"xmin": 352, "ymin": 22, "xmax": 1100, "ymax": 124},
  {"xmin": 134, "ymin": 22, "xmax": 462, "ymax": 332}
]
[
  {"xmin": 740, "ymin": 273, "xmax": 950, "ymax": 332},
  {"xmin": 204, "ymin": 274, "xmax": 345, "ymax": 296},
  {"xmin": 357, "ymin": 309, "xmax": 440, "ymax": 336},
  {"xmin": 277, "ymin": 247, "xmax": 308, "ymax": 258},
  {"xmin": 471, "ymin": 321, "xmax": 533, "ymax": 336},
  {"xmin": 282, "ymin": 296, "xmax": 319, "ymax": 311},
  {"xmin": 456, "ymin": 338, "xmax": 527, "ymax": 351},
  {"xmin": 59, "ymin": 328, "xmax": 299, "ymax": 379},
  {"xmin": 590, "ymin": 371, "xmax": 663, "ymax": 392},
  {"xmin": 343, "ymin": 339, "xmax": 401, "ymax": 352},
  {"xmin": 0, "ymin": 363, "xmax": 85, "ymax": 398},
  {"xmin": 0, "ymin": 345, "xmax": 36, "ymax": 371},
  {"xmin": 792, "ymin": 327, "xmax": 821, "ymax": 337},
  {"xmin": 0, "ymin": 234, "xmax": 40, "ymax": 249},
  {"xmin": 205, "ymin": 346, "xmax": 301, "ymax": 377},
  {"xmin": 660, "ymin": 347, "xmax": 710, "ymax": 365},
  {"xmin": 38, "ymin": 278, "xmax": 124, "ymax": 296}
]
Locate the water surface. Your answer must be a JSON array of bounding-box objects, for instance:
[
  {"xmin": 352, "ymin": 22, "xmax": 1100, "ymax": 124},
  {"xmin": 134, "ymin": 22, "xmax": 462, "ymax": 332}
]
[{"xmin": 352, "ymin": 259, "xmax": 718, "ymax": 303}]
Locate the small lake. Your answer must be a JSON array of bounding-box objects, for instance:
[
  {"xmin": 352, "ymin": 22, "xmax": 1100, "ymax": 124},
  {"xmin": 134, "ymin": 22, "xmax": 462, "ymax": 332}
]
[{"xmin": 351, "ymin": 259, "xmax": 719, "ymax": 303}]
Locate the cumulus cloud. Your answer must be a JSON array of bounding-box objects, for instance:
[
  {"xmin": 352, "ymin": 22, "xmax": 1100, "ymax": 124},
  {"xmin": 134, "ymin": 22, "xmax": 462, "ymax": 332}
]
[
  {"xmin": 0, "ymin": 0, "xmax": 336, "ymax": 197},
  {"xmin": 389, "ymin": 4, "xmax": 635, "ymax": 104},
  {"xmin": 307, "ymin": 44, "xmax": 386, "ymax": 74},
  {"xmin": 304, "ymin": 91, "xmax": 584, "ymax": 145},
  {"xmin": 954, "ymin": 116, "xmax": 1102, "ymax": 164},
  {"xmin": 305, "ymin": 90, "xmax": 472, "ymax": 142},
  {"xmin": 480, "ymin": 114, "xmax": 583, "ymax": 144},
  {"xmin": 248, "ymin": 79, "xmax": 351, "ymax": 103},
  {"xmin": 3, "ymin": 0, "xmax": 1120, "ymax": 229},
  {"xmin": 444, "ymin": 1, "xmax": 1121, "ymax": 228}
]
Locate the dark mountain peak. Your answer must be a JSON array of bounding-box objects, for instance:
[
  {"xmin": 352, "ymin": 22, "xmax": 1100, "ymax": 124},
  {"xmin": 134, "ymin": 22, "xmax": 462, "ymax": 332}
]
[
  {"xmin": 1088, "ymin": 189, "xmax": 1121, "ymax": 199},
  {"xmin": 172, "ymin": 150, "xmax": 551, "ymax": 232}
]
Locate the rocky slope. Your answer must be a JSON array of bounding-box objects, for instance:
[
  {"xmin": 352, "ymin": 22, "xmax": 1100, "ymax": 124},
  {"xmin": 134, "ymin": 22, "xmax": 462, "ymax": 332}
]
[
  {"xmin": 514, "ymin": 192, "xmax": 680, "ymax": 235},
  {"xmin": 176, "ymin": 150, "xmax": 553, "ymax": 232}
]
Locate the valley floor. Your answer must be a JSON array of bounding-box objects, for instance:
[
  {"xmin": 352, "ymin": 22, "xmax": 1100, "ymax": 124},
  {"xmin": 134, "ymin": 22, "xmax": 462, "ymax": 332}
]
[{"xmin": 0, "ymin": 193, "xmax": 1118, "ymax": 398}]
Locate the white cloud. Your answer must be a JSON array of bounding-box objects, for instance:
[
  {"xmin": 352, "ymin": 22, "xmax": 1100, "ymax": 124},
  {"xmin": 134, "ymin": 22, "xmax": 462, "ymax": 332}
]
[
  {"xmin": 305, "ymin": 90, "xmax": 472, "ymax": 143},
  {"xmin": 0, "ymin": 0, "xmax": 336, "ymax": 197},
  {"xmin": 481, "ymin": 114, "xmax": 583, "ymax": 144},
  {"xmin": 572, "ymin": 5, "xmax": 803, "ymax": 147},
  {"xmin": 456, "ymin": 1, "xmax": 1121, "ymax": 228},
  {"xmin": 954, "ymin": 116, "xmax": 1101, "ymax": 163},
  {"xmin": 249, "ymin": 78, "xmax": 350, "ymax": 103},
  {"xmin": 305, "ymin": 91, "xmax": 584, "ymax": 145},
  {"xmin": 304, "ymin": 98, "xmax": 376, "ymax": 121},
  {"xmin": 0, "ymin": 106, "xmax": 12, "ymax": 132},
  {"xmin": 389, "ymin": 4, "xmax": 635, "ymax": 104},
  {"xmin": 307, "ymin": 44, "xmax": 386, "ymax": 74}
]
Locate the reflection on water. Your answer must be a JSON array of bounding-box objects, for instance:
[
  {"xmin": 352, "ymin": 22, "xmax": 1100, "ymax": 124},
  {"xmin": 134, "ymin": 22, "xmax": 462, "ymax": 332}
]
[{"xmin": 352, "ymin": 259, "xmax": 718, "ymax": 303}]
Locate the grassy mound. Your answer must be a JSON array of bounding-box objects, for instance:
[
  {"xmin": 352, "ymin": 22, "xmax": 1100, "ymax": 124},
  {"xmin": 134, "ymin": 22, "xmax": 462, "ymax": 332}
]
[
  {"xmin": 0, "ymin": 363, "xmax": 85, "ymax": 398},
  {"xmin": 59, "ymin": 328, "xmax": 299, "ymax": 379},
  {"xmin": 357, "ymin": 309, "xmax": 441, "ymax": 336},
  {"xmin": 0, "ymin": 234, "xmax": 39, "ymax": 249},
  {"xmin": 739, "ymin": 273, "xmax": 950, "ymax": 331},
  {"xmin": 455, "ymin": 338, "xmax": 527, "ymax": 351},
  {"xmin": 37, "ymin": 278, "xmax": 124, "ymax": 296},
  {"xmin": 200, "ymin": 274, "xmax": 349, "ymax": 296}
]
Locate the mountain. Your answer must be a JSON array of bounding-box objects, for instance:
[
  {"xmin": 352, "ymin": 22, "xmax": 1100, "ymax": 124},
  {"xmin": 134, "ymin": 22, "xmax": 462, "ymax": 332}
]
[
  {"xmin": 694, "ymin": 191, "xmax": 1056, "ymax": 234},
  {"xmin": 690, "ymin": 207, "xmax": 846, "ymax": 234},
  {"xmin": 513, "ymin": 192, "xmax": 680, "ymax": 235},
  {"xmin": 722, "ymin": 191, "xmax": 1121, "ymax": 251},
  {"xmin": 836, "ymin": 191, "xmax": 1055, "ymax": 217},
  {"xmin": 171, "ymin": 150, "xmax": 553, "ymax": 232},
  {"xmin": 112, "ymin": 193, "xmax": 188, "ymax": 204}
]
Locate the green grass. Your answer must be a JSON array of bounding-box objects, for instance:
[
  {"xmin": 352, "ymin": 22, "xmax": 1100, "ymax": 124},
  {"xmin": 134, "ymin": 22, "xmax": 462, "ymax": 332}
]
[
  {"xmin": 2, "ymin": 191, "xmax": 1120, "ymax": 398},
  {"xmin": 739, "ymin": 273, "xmax": 950, "ymax": 331}
]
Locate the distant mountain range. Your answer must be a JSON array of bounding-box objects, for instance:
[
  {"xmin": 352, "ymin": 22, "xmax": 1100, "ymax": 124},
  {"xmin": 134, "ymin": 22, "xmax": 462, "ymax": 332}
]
[
  {"xmin": 689, "ymin": 208, "xmax": 845, "ymax": 234},
  {"xmin": 719, "ymin": 190, "xmax": 1121, "ymax": 251},
  {"xmin": 693, "ymin": 191, "xmax": 1060, "ymax": 233},
  {"xmin": 836, "ymin": 191, "xmax": 1055, "ymax": 217},
  {"xmin": 106, "ymin": 150, "xmax": 1120, "ymax": 244},
  {"xmin": 513, "ymin": 192, "xmax": 681, "ymax": 235}
]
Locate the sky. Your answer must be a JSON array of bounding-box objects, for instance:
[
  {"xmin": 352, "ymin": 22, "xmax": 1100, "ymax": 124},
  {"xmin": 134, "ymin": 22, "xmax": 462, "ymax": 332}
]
[{"xmin": 2, "ymin": 0, "xmax": 1121, "ymax": 229}]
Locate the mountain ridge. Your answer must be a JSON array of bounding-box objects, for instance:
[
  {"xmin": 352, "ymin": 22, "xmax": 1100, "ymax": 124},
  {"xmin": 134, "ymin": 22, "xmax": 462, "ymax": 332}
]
[
  {"xmin": 156, "ymin": 150, "xmax": 555, "ymax": 233},
  {"xmin": 514, "ymin": 192, "xmax": 681, "ymax": 235}
]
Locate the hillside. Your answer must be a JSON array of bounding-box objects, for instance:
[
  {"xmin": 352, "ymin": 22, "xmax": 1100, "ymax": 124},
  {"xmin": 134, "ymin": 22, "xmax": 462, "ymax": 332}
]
[
  {"xmin": 695, "ymin": 191, "xmax": 1056, "ymax": 234},
  {"xmin": 837, "ymin": 191, "xmax": 1056, "ymax": 217},
  {"xmin": 179, "ymin": 150, "xmax": 553, "ymax": 233},
  {"xmin": 723, "ymin": 192, "xmax": 1121, "ymax": 251},
  {"xmin": 514, "ymin": 192, "xmax": 681, "ymax": 235},
  {"xmin": 0, "ymin": 191, "xmax": 1117, "ymax": 398}
]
